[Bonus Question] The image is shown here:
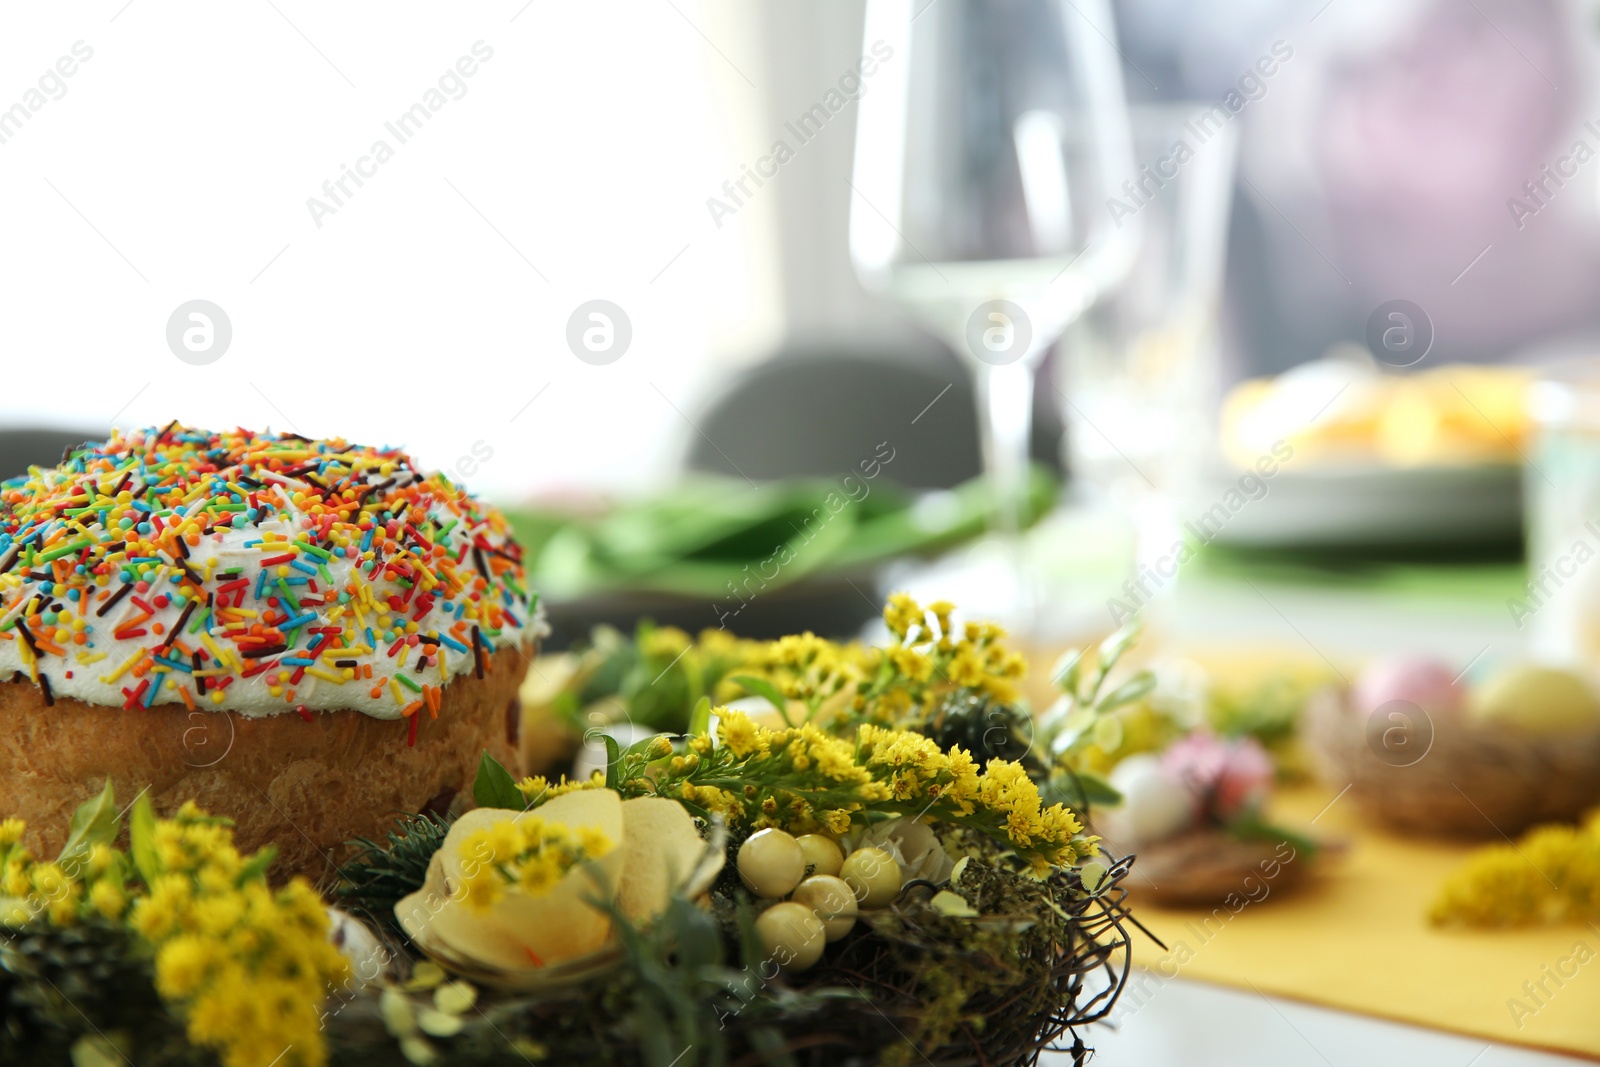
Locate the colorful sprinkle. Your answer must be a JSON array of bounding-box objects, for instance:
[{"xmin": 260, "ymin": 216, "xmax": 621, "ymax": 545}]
[{"xmin": 0, "ymin": 424, "xmax": 538, "ymax": 735}]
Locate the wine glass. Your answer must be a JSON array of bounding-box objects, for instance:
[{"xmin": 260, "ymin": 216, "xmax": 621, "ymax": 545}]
[
  {"xmin": 1062, "ymin": 103, "xmax": 1239, "ymax": 618},
  {"xmin": 849, "ymin": 0, "xmax": 1140, "ymax": 628}
]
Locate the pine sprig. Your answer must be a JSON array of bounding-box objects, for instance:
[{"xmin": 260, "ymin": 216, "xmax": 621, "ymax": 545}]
[
  {"xmin": 0, "ymin": 920, "xmax": 204, "ymax": 1066},
  {"xmin": 335, "ymin": 812, "xmax": 454, "ymax": 938}
]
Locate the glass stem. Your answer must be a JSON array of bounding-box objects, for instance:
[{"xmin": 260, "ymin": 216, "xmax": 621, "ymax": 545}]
[{"xmin": 975, "ymin": 360, "xmax": 1035, "ymax": 537}]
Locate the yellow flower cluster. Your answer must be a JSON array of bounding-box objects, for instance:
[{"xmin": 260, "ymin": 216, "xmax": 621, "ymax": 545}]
[
  {"xmin": 1431, "ymin": 811, "xmax": 1600, "ymax": 927},
  {"xmin": 515, "ymin": 770, "xmax": 608, "ymax": 805},
  {"xmin": 129, "ymin": 802, "xmax": 350, "ymax": 1067},
  {"xmin": 0, "ymin": 824, "xmax": 124, "ymax": 928},
  {"xmin": 616, "ymin": 709, "xmax": 1095, "ymax": 876},
  {"xmin": 731, "ymin": 631, "xmax": 874, "ymax": 721},
  {"xmin": 891, "ymin": 594, "xmax": 1026, "ymax": 704},
  {"xmin": 856, "ymin": 723, "xmax": 1091, "ymax": 877},
  {"xmin": 456, "ymin": 815, "xmax": 614, "ymax": 910},
  {"xmin": 723, "ymin": 594, "xmax": 1027, "ymax": 728}
]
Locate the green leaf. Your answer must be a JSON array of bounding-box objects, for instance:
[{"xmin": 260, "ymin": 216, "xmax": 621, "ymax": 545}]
[
  {"xmin": 1079, "ymin": 860, "xmax": 1109, "ymax": 893},
  {"xmin": 472, "ymin": 751, "xmax": 524, "ymax": 810},
  {"xmin": 730, "ymin": 675, "xmax": 793, "ymax": 727},
  {"xmin": 1051, "ymin": 706, "xmax": 1098, "ymax": 752},
  {"xmin": 129, "ymin": 792, "xmax": 160, "ymax": 888},
  {"xmin": 57, "ymin": 780, "xmax": 118, "ymax": 880},
  {"xmin": 621, "ymin": 735, "xmax": 667, "ymax": 763},
  {"xmin": 1092, "ymin": 714, "xmax": 1124, "ymax": 752},
  {"xmin": 69, "ymin": 1035, "xmax": 124, "ymax": 1067},
  {"xmin": 687, "ymin": 695, "xmax": 712, "ymax": 738},
  {"xmin": 745, "ymin": 1025, "xmax": 797, "ymax": 1067},
  {"xmin": 1229, "ymin": 814, "xmax": 1319, "ymax": 860},
  {"xmin": 1067, "ymin": 771, "xmax": 1122, "ymax": 806},
  {"xmin": 603, "ymin": 734, "xmax": 622, "ymax": 791},
  {"xmin": 1050, "ymin": 648, "xmax": 1083, "ymax": 695},
  {"xmin": 1042, "ymin": 770, "xmax": 1122, "ymax": 812},
  {"xmin": 1094, "ymin": 670, "xmax": 1156, "ymax": 713},
  {"xmin": 235, "ymin": 845, "xmax": 278, "ymax": 886},
  {"xmin": 1098, "ymin": 620, "xmax": 1143, "ymax": 670}
]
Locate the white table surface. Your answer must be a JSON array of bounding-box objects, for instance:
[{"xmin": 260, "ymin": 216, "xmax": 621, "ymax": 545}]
[{"xmin": 1068, "ymin": 977, "xmax": 1591, "ymax": 1066}]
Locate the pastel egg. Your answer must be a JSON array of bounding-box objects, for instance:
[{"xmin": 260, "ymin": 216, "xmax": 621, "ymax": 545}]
[
  {"xmin": 1354, "ymin": 655, "xmax": 1464, "ymax": 717},
  {"xmin": 1108, "ymin": 754, "xmax": 1195, "ymax": 845},
  {"xmin": 795, "ymin": 834, "xmax": 844, "ymax": 878},
  {"xmin": 737, "ymin": 829, "xmax": 806, "ymax": 899},
  {"xmin": 1469, "ymin": 663, "xmax": 1600, "ymax": 734},
  {"xmin": 755, "ymin": 902, "xmax": 826, "ymax": 972}
]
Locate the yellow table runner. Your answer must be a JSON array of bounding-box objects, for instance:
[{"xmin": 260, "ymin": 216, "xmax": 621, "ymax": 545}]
[{"xmin": 1122, "ymin": 785, "xmax": 1600, "ymax": 1061}]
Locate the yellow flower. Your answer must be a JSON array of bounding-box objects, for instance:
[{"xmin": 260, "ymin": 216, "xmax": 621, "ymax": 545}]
[
  {"xmin": 2, "ymin": 856, "xmax": 32, "ymax": 897},
  {"xmin": 156, "ymin": 934, "xmax": 217, "ymax": 998},
  {"xmin": 85, "ymin": 843, "xmax": 114, "ymax": 879},
  {"xmin": 191, "ymin": 894, "xmax": 245, "ymax": 937},
  {"xmin": 89, "ymin": 878, "xmax": 127, "ymax": 920},
  {"xmin": 106, "ymin": 802, "xmax": 351, "ymax": 1067},
  {"xmin": 0, "ymin": 818, "xmax": 25, "ymax": 847},
  {"xmin": 884, "ymin": 592, "xmax": 924, "ymax": 638},
  {"xmin": 400, "ymin": 791, "xmax": 724, "ymax": 982},
  {"xmin": 457, "ymin": 817, "xmax": 613, "ymax": 910},
  {"xmin": 515, "ymin": 771, "xmax": 606, "ymax": 805},
  {"xmin": 47, "ymin": 896, "xmax": 77, "ymax": 926},
  {"xmin": 1431, "ymin": 815, "xmax": 1600, "ymax": 927},
  {"xmin": 483, "ymin": 821, "xmax": 526, "ymax": 866},
  {"xmin": 642, "ymin": 625, "xmax": 693, "ymax": 660},
  {"xmin": 946, "ymin": 647, "xmax": 986, "ymax": 688},
  {"xmin": 716, "ymin": 709, "xmax": 768, "ymax": 758},
  {"xmin": 576, "ymin": 825, "xmax": 614, "ymax": 856},
  {"xmin": 29, "ymin": 861, "xmax": 69, "ymax": 900},
  {"xmin": 888, "ymin": 645, "xmax": 934, "ymax": 683}
]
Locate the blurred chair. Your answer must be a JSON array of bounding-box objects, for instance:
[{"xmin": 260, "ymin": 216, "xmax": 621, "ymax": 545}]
[
  {"xmin": 0, "ymin": 428, "xmax": 102, "ymax": 482},
  {"xmin": 683, "ymin": 337, "xmax": 1065, "ymax": 488}
]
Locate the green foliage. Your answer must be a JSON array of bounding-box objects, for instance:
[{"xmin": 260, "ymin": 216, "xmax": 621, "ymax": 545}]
[
  {"xmin": 0, "ymin": 920, "xmax": 203, "ymax": 1066},
  {"xmin": 472, "ymin": 751, "xmax": 525, "ymax": 811},
  {"xmin": 914, "ymin": 691, "xmax": 1047, "ymax": 777},
  {"xmin": 563, "ymin": 620, "xmax": 749, "ymax": 734},
  {"xmin": 128, "ymin": 792, "xmax": 160, "ymax": 889},
  {"xmin": 731, "ymin": 674, "xmax": 793, "ymax": 726},
  {"xmin": 686, "ymin": 695, "xmax": 712, "ymax": 738},
  {"xmin": 336, "ymin": 813, "xmax": 454, "ymax": 939},
  {"xmin": 57, "ymin": 781, "xmax": 119, "ymax": 880},
  {"xmin": 1037, "ymin": 622, "xmax": 1153, "ymax": 812},
  {"xmin": 333, "ymin": 892, "xmax": 859, "ymax": 1067},
  {"xmin": 1207, "ymin": 670, "xmax": 1317, "ymax": 749}
]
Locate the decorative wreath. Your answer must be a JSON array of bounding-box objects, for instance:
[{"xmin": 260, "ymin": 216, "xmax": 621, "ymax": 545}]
[{"xmin": 0, "ymin": 596, "xmax": 1151, "ymax": 1067}]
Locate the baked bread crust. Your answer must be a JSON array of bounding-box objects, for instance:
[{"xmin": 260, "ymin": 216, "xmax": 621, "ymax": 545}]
[{"xmin": 0, "ymin": 645, "xmax": 529, "ymax": 880}]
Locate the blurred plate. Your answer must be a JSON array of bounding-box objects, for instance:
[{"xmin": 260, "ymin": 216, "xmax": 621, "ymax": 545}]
[
  {"xmin": 507, "ymin": 469, "xmax": 1060, "ymax": 647},
  {"xmin": 1199, "ymin": 462, "xmax": 1521, "ymax": 550}
]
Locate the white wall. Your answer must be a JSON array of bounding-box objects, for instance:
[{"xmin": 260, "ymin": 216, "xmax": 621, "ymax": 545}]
[{"xmin": 0, "ymin": 0, "xmax": 803, "ymax": 499}]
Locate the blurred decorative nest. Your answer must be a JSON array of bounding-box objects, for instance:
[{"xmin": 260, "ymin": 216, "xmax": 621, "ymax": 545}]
[
  {"xmin": 1120, "ymin": 830, "xmax": 1316, "ymax": 909},
  {"xmin": 1305, "ymin": 687, "xmax": 1600, "ymax": 837}
]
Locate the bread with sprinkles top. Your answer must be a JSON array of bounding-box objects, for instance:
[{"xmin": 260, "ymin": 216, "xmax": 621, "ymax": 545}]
[{"xmin": 0, "ymin": 423, "xmax": 545, "ymax": 877}]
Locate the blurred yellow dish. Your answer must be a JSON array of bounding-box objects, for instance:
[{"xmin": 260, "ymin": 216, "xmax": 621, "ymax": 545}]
[{"xmin": 1221, "ymin": 360, "xmax": 1531, "ymax": 469}]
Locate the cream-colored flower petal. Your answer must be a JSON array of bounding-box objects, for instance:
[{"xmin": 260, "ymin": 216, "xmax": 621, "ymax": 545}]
[
  {"xmin": 399, "ymin": 791, "xmax": 627, "ymax": 976},
  {"xmin": 440, "ymin": 790, "xmax": 624, "ymax": 886},
  {"xmin": 618, "ymin": 797, "xmax": 717, "ymax": 923},
  {"xmin": 844, "ymin": 817, "xmax": 953, "ymax": 884},
  {"xmin": 431, "ymin": 864, "xmax": 615, "ymax": 971}
]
